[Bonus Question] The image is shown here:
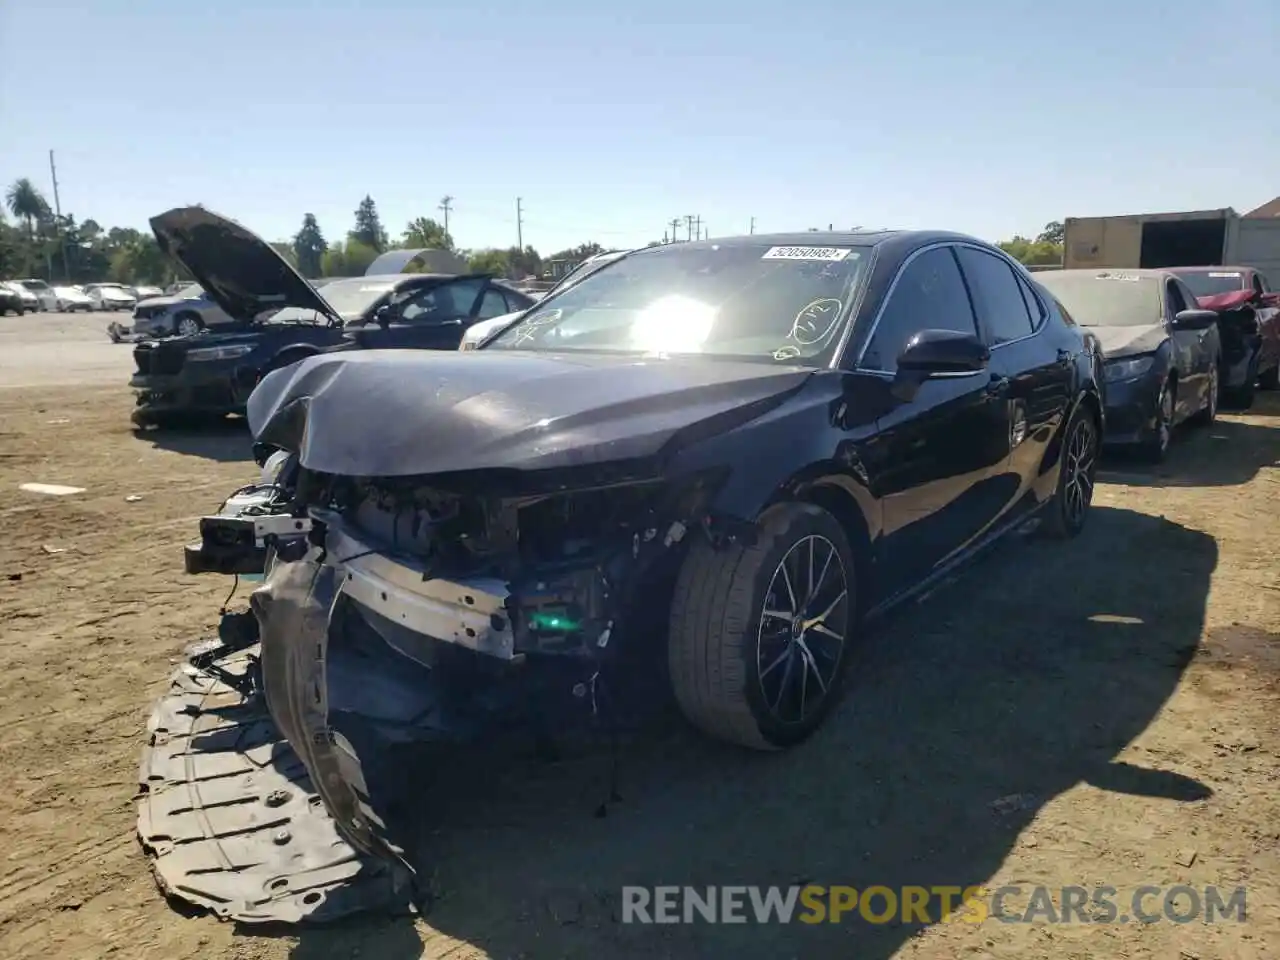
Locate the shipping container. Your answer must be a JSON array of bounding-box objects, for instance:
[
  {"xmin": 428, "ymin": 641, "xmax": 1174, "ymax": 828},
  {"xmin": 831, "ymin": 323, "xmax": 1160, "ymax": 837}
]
[{"xmin": 1063, "ymin": 208, "xmax": 1280, "ymax": 280}]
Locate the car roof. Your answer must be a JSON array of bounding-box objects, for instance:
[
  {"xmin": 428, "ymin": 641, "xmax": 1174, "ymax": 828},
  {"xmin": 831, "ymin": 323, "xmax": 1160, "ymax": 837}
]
[
  {"xmin": 1163, "ymin": 265, "xmax": 1252, "ymax": 274},
  {"xmin": 1041, "ymin": 268, "xmax": 1173, "ymax": 281}
]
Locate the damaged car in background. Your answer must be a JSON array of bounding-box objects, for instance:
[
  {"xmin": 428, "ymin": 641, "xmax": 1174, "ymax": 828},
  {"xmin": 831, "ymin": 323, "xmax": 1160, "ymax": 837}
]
[
  {"xmin": 142, "ymin": 230, "xmax": 1105, "ymax": 922},
  {"xmin": 128, "ymin": 207, "xmax": 536, "ymax": 428}
]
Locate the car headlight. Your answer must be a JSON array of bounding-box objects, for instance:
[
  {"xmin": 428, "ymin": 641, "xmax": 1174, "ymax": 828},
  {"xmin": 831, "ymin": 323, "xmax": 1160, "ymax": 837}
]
[
  {"xmin": 188, "ymin": 344, "xmax": 253, "ymax": 362},
  {"xmin": 1104, "ymin": 355, "xmax": 1155, "ymax": 382},
  {"xmin": 459, "ymin": 338, "xmax": 479, "ymax": 351}
]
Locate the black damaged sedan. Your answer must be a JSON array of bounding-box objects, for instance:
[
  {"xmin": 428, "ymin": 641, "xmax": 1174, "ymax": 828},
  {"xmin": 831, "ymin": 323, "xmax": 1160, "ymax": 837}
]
[
  {"xmin": 184, "ymin": 229, "xmax": 1107, "ymax": 885},
  {"xmin": 1035, "ymin": 269, "xmax": 1220, "ymax": 462}
]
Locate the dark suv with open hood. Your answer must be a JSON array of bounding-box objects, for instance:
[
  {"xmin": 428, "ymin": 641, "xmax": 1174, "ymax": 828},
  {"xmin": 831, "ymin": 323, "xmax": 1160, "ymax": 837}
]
[{"xmin": 128, "ymin": 207, "xmax": 535, "ymax": 427}]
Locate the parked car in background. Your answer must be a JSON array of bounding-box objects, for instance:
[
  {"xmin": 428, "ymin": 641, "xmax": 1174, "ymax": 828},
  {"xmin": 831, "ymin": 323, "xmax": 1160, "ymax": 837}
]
[
  {"xmin": 1165, "ymin": 265, "xmax": 1280, "ymax": 396},
  {"xmin": 1035, "ymin": 269, "xmax": 1220, "ymax": 461},
  {"xmin": 185, "ymin": 230, "xmax": 1106, "ymax": 885},
  {"xmin": 0, "ymin": 282, "xmax": 28, "ymax": 315},
  {"xmin": 126, "ymin": 283, "xmax": 232, "ymax": 338},
  {"xmin": 127, "ymin": 206, "xmax": 536, "ymax": 427},
  {"xmin": 84, "ymin": 282, "xmax": 138, "ymax": 311},
  {"xmin": 52, "ymin": 285, "xmax": 94, "ymax": 312},
  {"xmin": 131, "ymin": 284, "xmax": 165, "ymax": 301},
  {"xmin": 14, "ymin": 278, "xmax": 56, "ymax": 310}
]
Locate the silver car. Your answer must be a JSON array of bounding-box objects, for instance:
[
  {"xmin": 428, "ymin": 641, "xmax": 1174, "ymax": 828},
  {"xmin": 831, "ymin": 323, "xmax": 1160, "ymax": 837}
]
[
  {"xmin": 129, "ymin": 283, "xmax": 234, "ymax": 337},
  {"xmin": 84, "ymin": 283, "xmax": 138, "ymax": 311}
]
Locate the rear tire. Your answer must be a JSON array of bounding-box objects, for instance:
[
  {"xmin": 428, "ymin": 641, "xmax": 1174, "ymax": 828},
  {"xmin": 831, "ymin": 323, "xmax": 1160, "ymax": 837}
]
[
  {"xmin": 668, "ymin": 502, "xmax": 858, "ymax": 751},
  {"xmin": 1189, "ymin": 363, "xmax": 1219, "ymax": 426},
  {"xmin": 1041, "ymin": 403, "xmax": 1099, "ymax": 540},
  {"xmin": 1259, "ymin": 363, "xmax": 1279, "ymax": 391}
]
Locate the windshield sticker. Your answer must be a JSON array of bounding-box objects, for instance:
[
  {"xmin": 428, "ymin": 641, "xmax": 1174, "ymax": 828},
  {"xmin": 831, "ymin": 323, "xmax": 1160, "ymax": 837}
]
[
  {"xmin": 762, "ymin": 246, "xmax": 851, "ymax": 262},
  {"xmin": 1095, "ymin": 272, "xmax": 1141, "ymax": 281},
  {"xmin": 1208, "ymin": 272, "xmax": 1241, "ymax": 278},
  {"xmin": 789, "ymin": 298, "xmax": 843, "ymax": 345}
]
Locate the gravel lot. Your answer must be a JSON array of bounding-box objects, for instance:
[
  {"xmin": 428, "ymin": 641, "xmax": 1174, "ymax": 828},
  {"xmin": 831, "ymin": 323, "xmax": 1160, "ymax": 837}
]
[{"xmin": 0, "ymin": 316, "xmax": 1277, "ymax": 960}]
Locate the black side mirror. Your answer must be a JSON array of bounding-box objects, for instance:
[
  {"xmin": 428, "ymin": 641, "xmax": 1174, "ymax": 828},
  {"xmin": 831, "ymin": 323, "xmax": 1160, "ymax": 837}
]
[
  {"xmin": 890, "ymin": 329, "xmax": 989, "ymax": 402},
  {"xmin": 1173, "ymin": 308, "xmax": 1217, "ymax": 331},
  {"xmin": 374, "ymin": 303, "xmax": 397, "ymax": 328},
  {"xmin": 897, "ymin": 329, "xmax": 990, "ymax": 375}
]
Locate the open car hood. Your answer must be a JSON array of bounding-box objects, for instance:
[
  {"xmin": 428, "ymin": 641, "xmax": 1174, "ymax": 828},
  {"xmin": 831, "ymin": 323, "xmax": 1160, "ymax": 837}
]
[
  {"xmin": 247, "ymin": 349, "xmax": 814, "ymax": 478},
  {"xmin": 1197, "ymin": 289, "xmax": 1280, "ymax": 312},
  {"xmin": 150, "ymin": 206, "xmax": 342, "ymax": 325}
]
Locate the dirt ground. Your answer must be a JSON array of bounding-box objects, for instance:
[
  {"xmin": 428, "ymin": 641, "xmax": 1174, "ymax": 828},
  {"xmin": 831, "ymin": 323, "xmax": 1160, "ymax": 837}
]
[{"xmin": 0, "ymin": 345, "xmax": 1277, "ymax": 958}]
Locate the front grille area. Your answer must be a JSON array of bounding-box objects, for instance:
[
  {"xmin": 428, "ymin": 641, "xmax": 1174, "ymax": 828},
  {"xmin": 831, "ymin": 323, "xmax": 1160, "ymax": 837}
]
[
  {"xmin": 133, "ymin": 344, "xmax": 185, "ymax": 376},
  {"xmin": 133, "ymin": 304, "xmax": 167, "ymax": 321}
]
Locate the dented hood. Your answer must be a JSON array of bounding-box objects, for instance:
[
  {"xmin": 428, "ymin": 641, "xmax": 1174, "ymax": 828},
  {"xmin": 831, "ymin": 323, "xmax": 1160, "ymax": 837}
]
[
  {"xmin": 247, "ymin": 349, "xmax": 814, "ymax": 477},
  {"xmin": 150, "ymin": 206, "xmax": 342, "ymax": 324}
]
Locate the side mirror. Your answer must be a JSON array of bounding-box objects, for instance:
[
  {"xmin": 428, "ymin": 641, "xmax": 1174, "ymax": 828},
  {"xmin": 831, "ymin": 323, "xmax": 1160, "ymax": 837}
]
[
  {"xmin": 896, "ymin": 329, "xmax": 990, "ymax": 376},
  {"xmin": 1173, "ymin": 308, "xmax": 1217, "ymax": 331},
  {"xmin": 374, "ymin": 303, "xmax": 396, "ymax": 329}
]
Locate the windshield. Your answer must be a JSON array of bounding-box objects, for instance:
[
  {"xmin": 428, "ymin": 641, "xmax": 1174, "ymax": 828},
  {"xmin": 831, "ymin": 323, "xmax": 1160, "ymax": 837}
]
[
  {"xmin": 1034, "ymin": 273, "xmax": 1162, "ymax": 327},
  {"xmin": 175, "ymin": 283, "xmax": 203, "ymax": 299},
  {"xmin": 53, "ymin": 286, "xmax": 83, "ymax": 297},
  {"xmin": 98, "ymin": 284, "xmax": 131, "ymax": 295},
  {"xmin": 19, "ymin": 280, "xmax": 50, "ymax": 292},
  {"xmin": 314, "ymin": 278, "xmax": 398, "ymax": 317},
  {"xmin": 1169, "ymin": 270, "xmax": 1245, "ymax": 299},
  {"xmin": 485, "ymin": 242, "xmax": 868, "ymax": 363}
]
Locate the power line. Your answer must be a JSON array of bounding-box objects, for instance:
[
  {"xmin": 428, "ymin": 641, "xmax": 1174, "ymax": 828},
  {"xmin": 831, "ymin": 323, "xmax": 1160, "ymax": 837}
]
[{"xmin": 438, "ymin": 195, "xmax": 453, "ymax": 237}]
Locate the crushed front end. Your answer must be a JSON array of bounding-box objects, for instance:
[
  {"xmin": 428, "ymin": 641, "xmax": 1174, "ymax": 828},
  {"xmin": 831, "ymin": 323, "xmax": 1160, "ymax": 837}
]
[{"xmin": 248, "ymin": 466, "xmax": 717, "ymax": 879}]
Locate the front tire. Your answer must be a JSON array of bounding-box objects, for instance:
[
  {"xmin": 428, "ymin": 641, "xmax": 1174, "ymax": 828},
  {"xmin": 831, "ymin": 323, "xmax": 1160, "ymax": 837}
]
[
  {"xmin": 668, "ymin": 502, "xmax": 857, "ymax": 751},
  {"xmin": 174, "ymin": 313, "xmax": 203, "ymax": 337},
  {"xmin": 1041, "ymin": 402, "xmax": 1099, "ymax": 539},
  {"xmin": 1141, "ymin": 377, "xmax": 1175, "ymax": 463}
]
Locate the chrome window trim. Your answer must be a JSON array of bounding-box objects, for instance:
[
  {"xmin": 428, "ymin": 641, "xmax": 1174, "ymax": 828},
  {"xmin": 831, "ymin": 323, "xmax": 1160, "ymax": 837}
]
[{"xmin": 851, "ymin": 241, "xmax": 974, "ymax": 373}]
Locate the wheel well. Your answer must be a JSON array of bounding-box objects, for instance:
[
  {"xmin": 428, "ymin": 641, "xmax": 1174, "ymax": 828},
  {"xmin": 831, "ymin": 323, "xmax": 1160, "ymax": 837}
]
[{"xmin": 790, "ymin": 481, "xmax": 873, "ymax": 614}]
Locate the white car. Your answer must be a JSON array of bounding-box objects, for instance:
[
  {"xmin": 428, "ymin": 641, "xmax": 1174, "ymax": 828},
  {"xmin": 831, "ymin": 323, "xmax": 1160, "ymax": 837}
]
[
  {"xmin": 2, "ymin": 281, "xmax": 39, "ymax": 312},
  {"xmin": 52, "ymin": 285, "xmax": 94, "ymax": 312},
  {"xmin": 14, "ymin": 278, "xmax": 57, "ymax": 311},
  {"xmin": 83, "ymin": 283, "xmax": 138, "ymax": 311}
]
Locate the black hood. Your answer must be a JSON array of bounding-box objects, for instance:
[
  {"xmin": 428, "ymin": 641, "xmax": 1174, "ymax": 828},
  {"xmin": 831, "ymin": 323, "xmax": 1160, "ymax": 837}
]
[
  {"xmin": 247, "ymin": 349, "xmax": 814, "ymax": 478},
  {"xmin": 150, "ymin": 206, "xmax": 342, "ymax": 325}
]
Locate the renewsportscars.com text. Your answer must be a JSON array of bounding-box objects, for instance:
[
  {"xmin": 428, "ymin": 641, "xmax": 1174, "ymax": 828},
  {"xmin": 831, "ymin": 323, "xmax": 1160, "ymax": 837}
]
[{"xmin": 621, "ymin": 884, "xmax": 1247, "ymax": 925}]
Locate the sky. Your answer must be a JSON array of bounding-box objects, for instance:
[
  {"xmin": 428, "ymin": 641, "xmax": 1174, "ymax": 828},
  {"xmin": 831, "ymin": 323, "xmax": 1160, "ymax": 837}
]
[{"xmin": 1, "ymin": 0, "xmax": 1276, "ymax": 255}]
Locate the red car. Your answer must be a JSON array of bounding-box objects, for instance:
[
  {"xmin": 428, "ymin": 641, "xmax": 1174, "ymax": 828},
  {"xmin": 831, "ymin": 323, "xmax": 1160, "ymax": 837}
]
[{"xmin": 1167, "ymin": 266, "xmax": 1280, "ymax": 404}]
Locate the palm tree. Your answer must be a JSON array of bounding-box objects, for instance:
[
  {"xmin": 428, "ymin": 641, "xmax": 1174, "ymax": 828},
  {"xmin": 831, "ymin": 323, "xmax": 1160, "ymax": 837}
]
[{"xmin": 5, "ymin": 178, "xmax": 50, "ymax": 240}]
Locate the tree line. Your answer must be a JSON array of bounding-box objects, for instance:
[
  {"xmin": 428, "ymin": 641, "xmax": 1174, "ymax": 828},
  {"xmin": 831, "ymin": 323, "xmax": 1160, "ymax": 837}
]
[
  {"xmin": 4, "ymin": 176, "xmax": 1066, "ymax": 286},
  {"xmin": 1, "ymin": 180, "xmax": 613, "ymax": 286}
]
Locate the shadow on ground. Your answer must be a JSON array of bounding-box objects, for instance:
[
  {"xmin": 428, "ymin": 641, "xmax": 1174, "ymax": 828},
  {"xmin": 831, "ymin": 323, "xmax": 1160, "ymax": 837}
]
[
  {"xmin": 1098, "ymin": 407, "xmax": 1279, "ymax": 487},
  {"xmin": 257, "ymin": 504, "xmax": 1216, "ymax": 959},
  {"xmin": 132, "ymin": 416, "xmax": 253, "ymax": 463}
]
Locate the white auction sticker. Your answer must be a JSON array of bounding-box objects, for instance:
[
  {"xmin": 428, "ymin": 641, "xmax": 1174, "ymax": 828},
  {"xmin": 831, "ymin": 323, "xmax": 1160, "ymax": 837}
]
[
  {"xmin": 761, "ymin": 246, "xmax": 851, "ymax": 261},
  {"xmin": 1208, "ymin": 272, "xmax": 1241, "ymax": 278}
]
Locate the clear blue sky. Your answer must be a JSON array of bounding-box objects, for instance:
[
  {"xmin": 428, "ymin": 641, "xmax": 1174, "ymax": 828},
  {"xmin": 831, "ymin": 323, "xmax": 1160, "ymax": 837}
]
[{"xmin": 2, "ymin": 0, "xmax": 1276, "ymax": 254}]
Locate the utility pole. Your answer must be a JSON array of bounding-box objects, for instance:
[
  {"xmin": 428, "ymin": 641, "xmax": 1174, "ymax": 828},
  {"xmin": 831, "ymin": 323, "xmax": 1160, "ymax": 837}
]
[
  {"xmin": 515, "ymin": 197, "xmax": 524, "ymax": 251},
  {"xmin": 668, "ymin": 218, "xmax": 681, "ymax": 243},
  {"xmin": 439, "ymin": 195, "xmax": 453, "ymax": 239},
  {"xmin": 694, "ymin": 215, "xmax": 702, "ymax": 241},
  {"xmin": 685, "ymin": 215, "xmax": 695, "ymax": 242},
  {"xmin": 48, "ymin": 150, "xmax": 65, "ymax": 280},
  {"xmin": 749, "ymin": 216, "xmax": 756, "ymax": 235}
]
